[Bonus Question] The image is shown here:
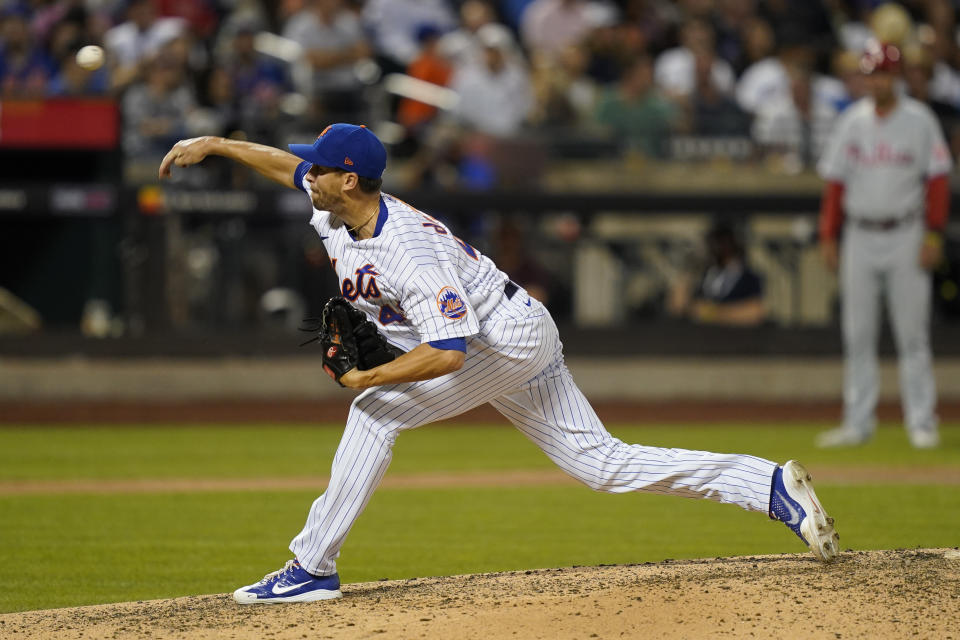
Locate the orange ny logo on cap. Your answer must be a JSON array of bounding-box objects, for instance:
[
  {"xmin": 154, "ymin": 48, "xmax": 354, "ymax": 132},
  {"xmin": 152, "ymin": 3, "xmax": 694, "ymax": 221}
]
[{"xmin": 317, "ymin": 125, "xmax": 333, "ymax": 140}]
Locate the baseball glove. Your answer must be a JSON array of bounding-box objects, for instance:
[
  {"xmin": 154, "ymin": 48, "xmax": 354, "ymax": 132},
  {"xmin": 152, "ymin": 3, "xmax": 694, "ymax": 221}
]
[{"xmin": 301, "ymin": 297, "xmax": 402, "ymax": 385}]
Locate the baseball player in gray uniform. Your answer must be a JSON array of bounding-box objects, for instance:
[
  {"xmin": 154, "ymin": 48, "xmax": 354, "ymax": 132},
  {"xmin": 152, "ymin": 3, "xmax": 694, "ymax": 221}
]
[
  {"xmin": 159, "ymin": 124, "xmax": 840, "ymax": 604},
  {"xmin": 817, "ymin": 41, "xmax": 951, "ymax": 450}
]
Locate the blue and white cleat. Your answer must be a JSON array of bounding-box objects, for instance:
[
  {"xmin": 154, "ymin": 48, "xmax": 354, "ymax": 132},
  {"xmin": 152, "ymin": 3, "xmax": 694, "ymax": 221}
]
[
  {"xmin": 770, "ymin": 460, "xmax": 840, "ymax": 562},
  {"xmin": 233, "ymin": 559, "xmax": 342, "ymax": 604}
]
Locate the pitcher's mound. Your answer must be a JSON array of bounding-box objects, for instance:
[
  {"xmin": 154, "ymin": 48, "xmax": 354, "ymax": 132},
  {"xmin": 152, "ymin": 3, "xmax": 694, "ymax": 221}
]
[{"xmin": 3, "ymin": 548, "xmax": 958, "ymax": 639}]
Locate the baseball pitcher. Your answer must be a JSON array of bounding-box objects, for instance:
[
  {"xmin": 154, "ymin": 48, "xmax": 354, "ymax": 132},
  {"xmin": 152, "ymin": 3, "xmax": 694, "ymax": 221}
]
[{"xmin": 159, "ymin": 124, "xmax": 839, "ymax": 604}]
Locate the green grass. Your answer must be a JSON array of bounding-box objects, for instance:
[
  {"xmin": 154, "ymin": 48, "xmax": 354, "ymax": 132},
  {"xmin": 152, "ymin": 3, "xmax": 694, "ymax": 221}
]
[
  {"xmin": 0, "ymin": 422, "xmax": 958, "ymax": 613},
  {"xmin": 2, "ymin": 422, "xmax": 958, "ymax": 481}
]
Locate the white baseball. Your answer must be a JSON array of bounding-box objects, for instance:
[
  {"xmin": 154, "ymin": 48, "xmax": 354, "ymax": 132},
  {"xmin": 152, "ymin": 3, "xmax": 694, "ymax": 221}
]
[{"xmin": 76, "ymin": 45, "xmax": 105, "ymax": 71}]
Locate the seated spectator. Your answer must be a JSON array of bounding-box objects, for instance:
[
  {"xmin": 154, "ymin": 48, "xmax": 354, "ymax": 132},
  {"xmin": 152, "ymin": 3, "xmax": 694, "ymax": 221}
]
[
  {"xmin": 669, "ymin": 222, "xmax": 765, "ymax": 327},
  {"xmin": 122, "ymin": 55, "xmax": 197, "ymax": 158},
  {"xmin": 0, "ymin": 7, "xmax": 56, "ymax": 97},
  {"xmin": 690, "ymin": 49, "xmax": 751, "ymax": 137},
  {"xmin": 450, "ymin": 24, "xmax": 532, "ymax": 137},
  {"xmin": 654, "ymin": 19, "xmax": 735, "ymax": 99},
  {"xmin": 594, "ymin": 55, "xmax": 676, "ymax": 157},
  {"xmin": 362, "ymin": 0, "xmax": 456, "ymax": 72},
  {"xmin": 751, "ymin": 62, "xmax": 838, "ymax": 170},
  {"xmin": 104, "ymin": 0, "xmax": 186, "ymax": 92},
  {"xmin": 282, "ymin": 0, "xmax": 370, "ymax": 121},
  {"xmin": 397, "ymin": 24, "xmax": 454, "ymax": 135}
]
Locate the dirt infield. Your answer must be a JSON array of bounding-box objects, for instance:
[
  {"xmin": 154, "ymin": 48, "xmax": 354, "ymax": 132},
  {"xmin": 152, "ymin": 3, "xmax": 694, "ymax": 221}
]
[{"xmin": 2, "ymin": 549, "xmax": 957, "ymax": 639}]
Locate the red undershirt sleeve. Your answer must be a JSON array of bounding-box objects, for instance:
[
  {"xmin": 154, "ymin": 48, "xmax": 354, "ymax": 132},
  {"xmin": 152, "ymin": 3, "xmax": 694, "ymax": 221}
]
[
  {"xmin": 819, "ymin": 181, "xmax": 845, "ymax": 242},
  {"xmin": 925, "ymin": 174, "xmax": 950, "ymax": 231}
]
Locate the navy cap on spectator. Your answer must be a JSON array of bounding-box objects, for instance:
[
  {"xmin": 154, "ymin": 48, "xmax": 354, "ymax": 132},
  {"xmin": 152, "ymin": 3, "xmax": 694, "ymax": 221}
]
[
  {"xmin": 415, "ymin": 23, "xmax": 443, "ymax": 44},
  {"xmin": 288, "ymin": 124, "xmax": 387, "ymax": 180}
]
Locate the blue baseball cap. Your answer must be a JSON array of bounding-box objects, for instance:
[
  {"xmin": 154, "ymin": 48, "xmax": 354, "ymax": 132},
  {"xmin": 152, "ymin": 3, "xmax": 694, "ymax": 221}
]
[{"xmin": 288, "ymin": 123, "xmax": 386, "ymax": 180}]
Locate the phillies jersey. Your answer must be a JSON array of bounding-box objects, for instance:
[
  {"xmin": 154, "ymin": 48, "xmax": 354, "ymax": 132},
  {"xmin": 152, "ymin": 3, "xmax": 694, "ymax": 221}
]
[
  {"xmin": 818, "ymin": 96, "xmax": 952, "ymax": 219},
  {"xmin": 306, "ymin": 192, "xmax": 513, "ymax": 352}
]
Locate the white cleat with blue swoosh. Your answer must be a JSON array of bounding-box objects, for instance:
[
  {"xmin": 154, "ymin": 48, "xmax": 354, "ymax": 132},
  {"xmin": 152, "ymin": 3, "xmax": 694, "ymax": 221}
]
[{"xmin": 769, "ymin": 460, "xmax": 840, "ymax": 562}]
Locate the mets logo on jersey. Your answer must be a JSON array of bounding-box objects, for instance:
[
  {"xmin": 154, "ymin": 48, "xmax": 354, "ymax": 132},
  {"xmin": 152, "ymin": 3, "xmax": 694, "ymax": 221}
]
[{"xmin": 436, "ymin": 287, "xmax": 467, "ymax": 320}]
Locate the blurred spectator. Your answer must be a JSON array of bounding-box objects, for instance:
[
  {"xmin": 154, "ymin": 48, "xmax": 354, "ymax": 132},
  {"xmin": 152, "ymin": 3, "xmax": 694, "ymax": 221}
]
[
  {"xmin": 122, "ymin": 55, "xmax": 197, "ymax": 158},
  {"xmin": 654, "ymin": 19, "xmax": 735, "ymax": 99},
  {"xmin": 619, "ymin": 0, "xmax": 675, "ymax": 54},
  {"xmin": 736, "ymin": 38, "xmax": 843, "ymax": 116},
  {"xmin": 829, "ymin": 49, "xmax": 867, "ymax": 112},
  {"xmin": 219, "ymin": 22, "xmax": 291, "ymax": 139},
  {"xmin": 712, "ymin": 0, "xmax": 756, "ymax": 73},
  {"xmin": 155, "ymin": 0, "xmax": 219, "ymax": 40},
  {"xmin": 200, "ymin": 65, "xmax": 238, "ymax": 135},
  {"xmin": 450, "ymin": 24, "xmax": 532, "ymax": 137},
  {"xmin": 437, "ymin": 0, "xmax": 497, "ymax": 67},
  {"xmin": 397, "ymin": 24, "xmax": 454, "ymax": 135},
  {"xmin": 915, "ymin": 23, "xmax": 960, "ymax": 110},
  {"xmin": 594, "ymin": 55, "xmax": 676, "ymax": 156},
  {"xmin": 48, "ymin": 43, "xmax": 110, "ymax": 95},
  {"xmin": 736, "ymin": 15, "xmax": 774, "ymax": 76},
  {"xmin": 104, "ymin": 0, "xmax": 187, "ymax": 91},
  {"xmin": 224, "ymin": 22, "xmax": 290, "ymax": 97},
  {"xmin": 676, "ymin": 0, "xmax": 714, "ymax": 21},
  {"xmin": 752, "ymin": 62, "xmax": 838, "ymax": 171},
  {"xmin": 758, "ymin": 0, "xmax": 833, "ymax": 56},
  {"xmin": 903, "ymin": 42, "xmax": 960, "ymax": 159},
  {"xmin": 43, "ymin": 8, "xmax": 110, "ymax": 96},
  {"xmin": 282, "ymin": 0, "xmax": 370, "ymax": 121},
  {"xmin": 529, "ymin": 43, "xmax": 598, "ymax": 129},
  {"xmin": 689, "ymin": 48, "xmax": 751, "ymax": 136},
  {"xmin": 0, "ymin": 7, "xmax": 56, "ymax": 97},
  {"xmin": 668, "ymin": 222, "xmax": 765, "ymax": 327},
  {"xmin": 520, "ymin": 0, "xmax": 613, "ymax": 60},
  {"xmin": 362, "ymin": 0, "xmax": 456, "ymax": 72},
  {"xmin": 582, "ymin": 15, "xmax": 650, "ymax": 85}
]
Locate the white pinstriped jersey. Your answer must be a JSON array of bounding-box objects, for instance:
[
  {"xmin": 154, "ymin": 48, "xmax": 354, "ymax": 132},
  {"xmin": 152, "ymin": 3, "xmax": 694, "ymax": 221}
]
[
  {"xmin": 307, "ymin": 193, "xmax": 516, "ymax": 352},
  {"xmin": 286, "ymin": 168, "xmax": 784, "ymax": 579}
]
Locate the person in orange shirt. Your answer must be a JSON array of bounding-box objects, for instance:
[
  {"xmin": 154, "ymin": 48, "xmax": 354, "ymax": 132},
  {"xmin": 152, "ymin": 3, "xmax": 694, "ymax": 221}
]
[{"xmin": 397, "ymin": 24, "xmax": 453, "ymax": 134}]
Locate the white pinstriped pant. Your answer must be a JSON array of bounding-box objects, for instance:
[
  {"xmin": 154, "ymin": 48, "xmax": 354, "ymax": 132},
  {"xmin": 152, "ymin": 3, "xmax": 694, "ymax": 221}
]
[{"xmin": 290, "ymin": 295, "xmax": 778, "ymax": 576}]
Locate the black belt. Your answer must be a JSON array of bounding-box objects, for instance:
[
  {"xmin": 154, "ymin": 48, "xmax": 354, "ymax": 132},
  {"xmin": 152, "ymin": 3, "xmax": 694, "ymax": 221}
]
[
  {"xmin": 849, "ymin": 213, "xmax": 917, "ymax": 231},
  {"xmin": 504, "ymin": 280, "xmax": 519, "ymax": 300}
]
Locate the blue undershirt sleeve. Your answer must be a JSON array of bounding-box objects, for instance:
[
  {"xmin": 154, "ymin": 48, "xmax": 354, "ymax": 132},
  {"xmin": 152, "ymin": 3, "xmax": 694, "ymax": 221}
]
[
  {"xmin": 427, "ymin": 337, "xmax": 467, "ymax": 352},
  {"xmin": 293, "ymin": 161, "xmax": 312, "ymax": 193}
]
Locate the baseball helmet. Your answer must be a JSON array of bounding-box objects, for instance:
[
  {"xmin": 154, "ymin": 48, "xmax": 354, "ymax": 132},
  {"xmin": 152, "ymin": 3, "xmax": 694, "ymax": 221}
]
[{"xmin": 860, "ymin": 40, "xmax": 902, "ymax": 74}]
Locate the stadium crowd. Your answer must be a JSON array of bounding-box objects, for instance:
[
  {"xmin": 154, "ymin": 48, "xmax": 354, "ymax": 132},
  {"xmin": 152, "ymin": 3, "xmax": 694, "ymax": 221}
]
[{"xmin": 1, "ymin": 0, "xmax": 959, "ymax": 186}]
